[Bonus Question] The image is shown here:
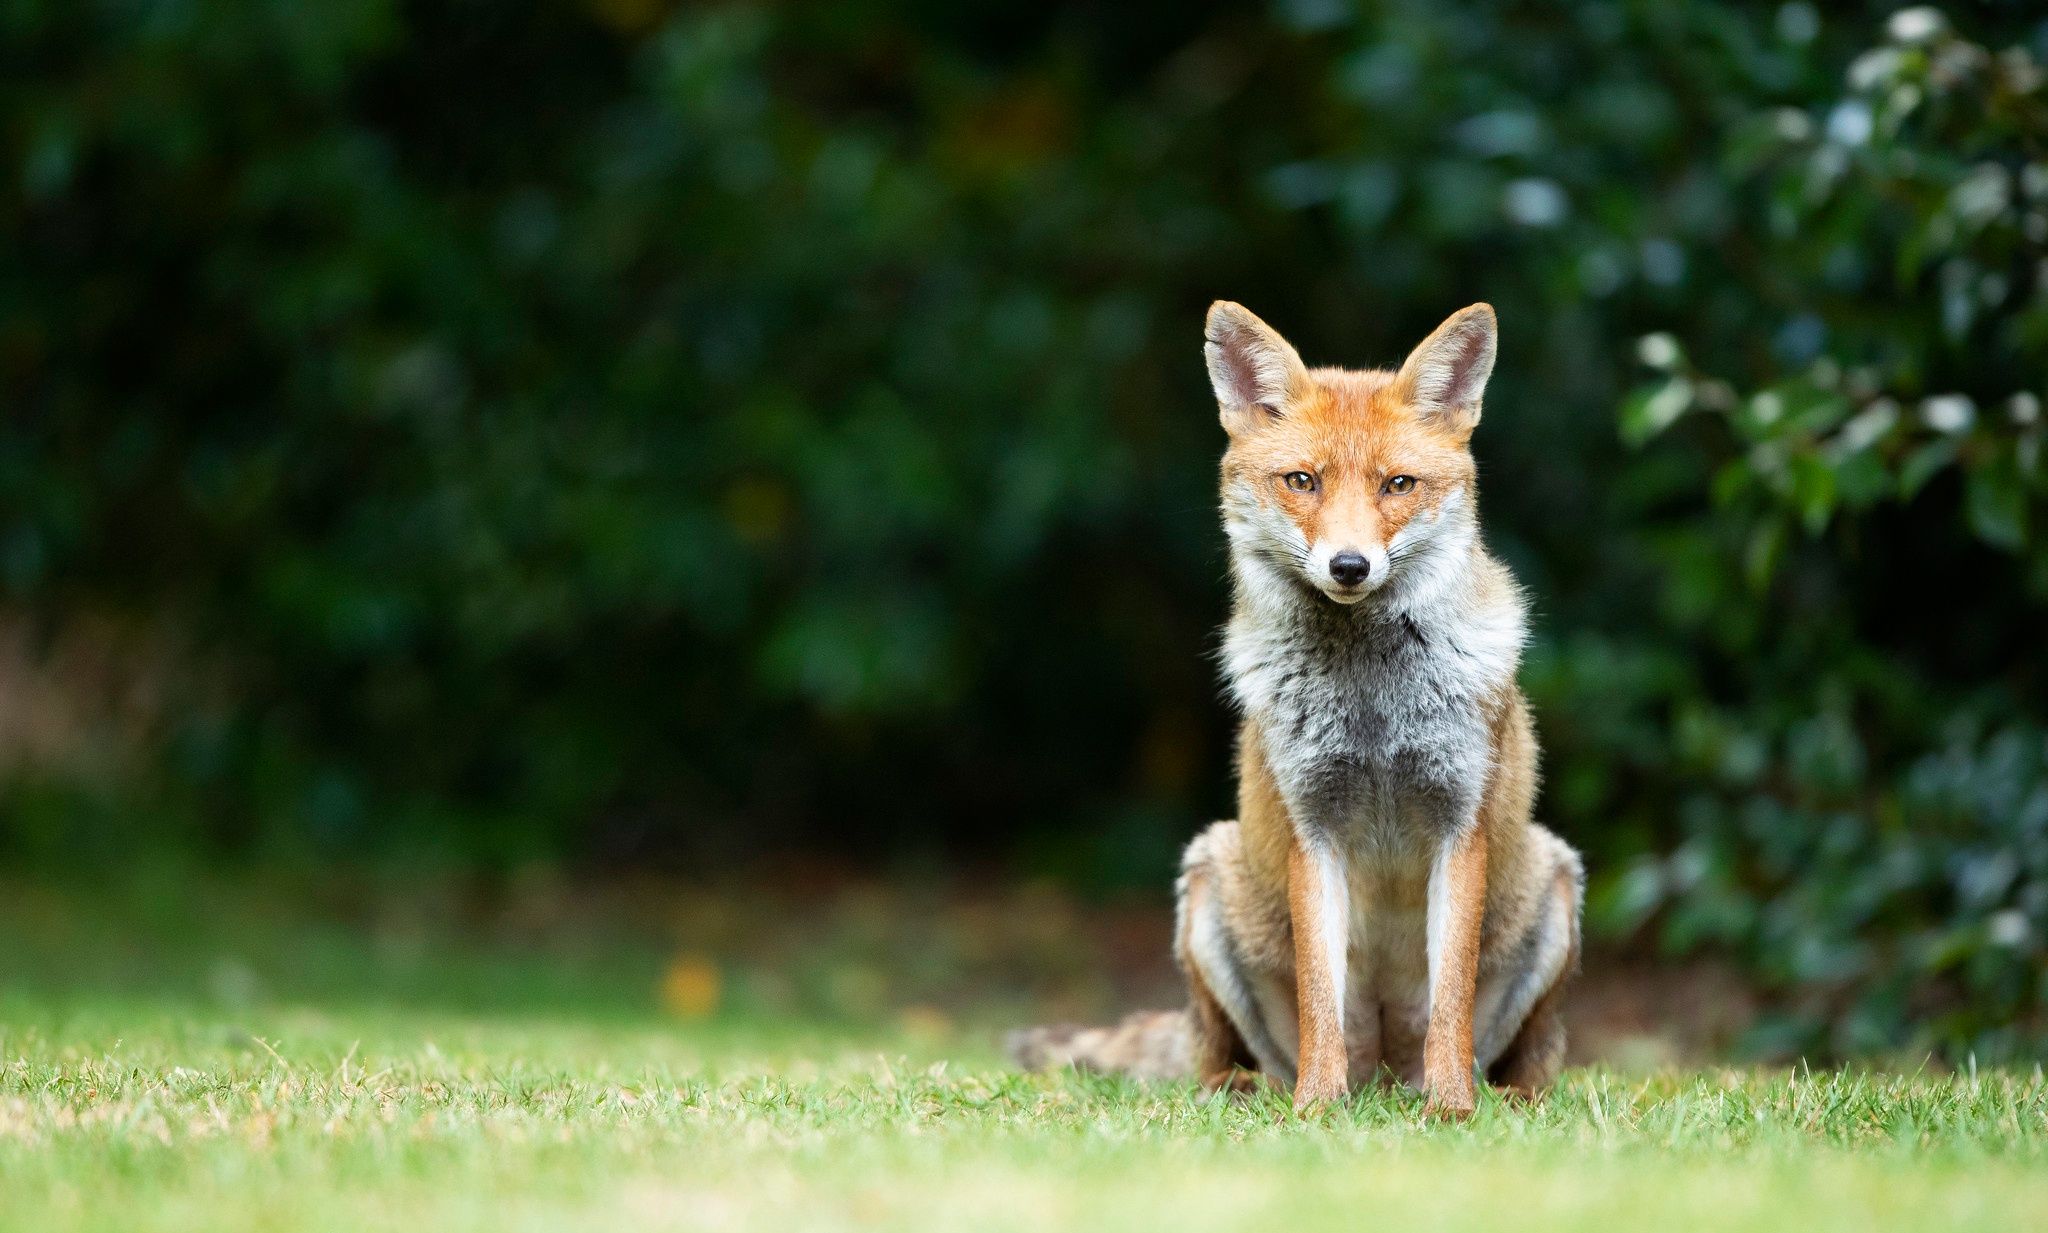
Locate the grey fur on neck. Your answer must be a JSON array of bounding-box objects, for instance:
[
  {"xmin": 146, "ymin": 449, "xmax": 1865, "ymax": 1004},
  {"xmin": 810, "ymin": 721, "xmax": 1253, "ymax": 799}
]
[{"xmin": 1220, "ymin": 521, "xmax": 1527, "ymax": 849}]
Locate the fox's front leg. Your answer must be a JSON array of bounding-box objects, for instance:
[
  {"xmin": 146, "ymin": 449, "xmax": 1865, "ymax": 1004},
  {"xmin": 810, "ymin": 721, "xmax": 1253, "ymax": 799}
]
[
  {"xmin": 1288, "ymin": 833, "xmax": 1349, "ymax": 1112},
  {"xmin": 1423, "ymin": 823, "xmax": 1488, "ymax": 1120}
]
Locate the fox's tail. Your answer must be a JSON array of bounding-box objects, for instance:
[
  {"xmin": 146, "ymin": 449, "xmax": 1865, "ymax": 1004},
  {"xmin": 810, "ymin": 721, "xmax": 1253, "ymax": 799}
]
[{"xmin": 1004, "ymin": 1008, "xmax": 1195, "ymax": 1081}]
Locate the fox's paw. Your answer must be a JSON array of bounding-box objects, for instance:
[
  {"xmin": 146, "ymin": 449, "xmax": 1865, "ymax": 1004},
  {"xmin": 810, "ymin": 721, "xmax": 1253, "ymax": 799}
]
[
  {"xmin": 1291, "ymin": 1075, "xmax": 1347, "ymax": 1116},
  {"xmin": 1421, "ymin": 1082, "xmax": 1475, "ymax": 1122},
  {"xmin": 1198, "ymin": 1067, "xmax": 1268, "ymax": 1103}
]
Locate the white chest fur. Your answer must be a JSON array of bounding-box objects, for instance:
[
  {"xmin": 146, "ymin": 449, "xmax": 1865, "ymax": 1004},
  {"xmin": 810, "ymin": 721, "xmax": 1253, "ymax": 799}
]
[{"xmin": 1223, "ymin": 544, "xmax": 1525, "ymax": 846}]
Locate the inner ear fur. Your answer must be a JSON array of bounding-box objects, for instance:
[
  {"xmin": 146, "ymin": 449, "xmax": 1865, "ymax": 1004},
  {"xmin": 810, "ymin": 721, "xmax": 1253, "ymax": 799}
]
[
  {"xmin": 1205, "ymin": 301, "xmax": 1312, "ymax": 437},
  {"xmin": 1396, "ymin": 303, "xmax": 1497, "ymax": 438}
]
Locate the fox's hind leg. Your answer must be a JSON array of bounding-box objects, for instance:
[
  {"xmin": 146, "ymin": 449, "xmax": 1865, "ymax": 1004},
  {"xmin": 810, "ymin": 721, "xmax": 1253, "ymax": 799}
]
[
  {"xmin": 1486, "ymin": 978, "xmax": 1568, "ymax": 1099},
  {"xmin": 1182, "ymin": 938, "xmax": 1259, "ymax": 1092},
  {"xmin": 1475, "ymin": 831, "xmax": 1583, "ymax": 1098},
  {"xmin": 1176, "ymin": 821, "xmax": 1296, "ymax": 1090}
]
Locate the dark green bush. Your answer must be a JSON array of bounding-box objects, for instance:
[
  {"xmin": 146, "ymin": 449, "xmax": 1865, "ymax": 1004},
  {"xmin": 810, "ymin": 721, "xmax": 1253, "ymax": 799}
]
[
  {"xmin": 1612, "ymin": 11, "xmax": 2048, "ymax": 1057},
  {"xmin": 2, "ymin": 1, "xmax": 2044, "ymax": 1056}
]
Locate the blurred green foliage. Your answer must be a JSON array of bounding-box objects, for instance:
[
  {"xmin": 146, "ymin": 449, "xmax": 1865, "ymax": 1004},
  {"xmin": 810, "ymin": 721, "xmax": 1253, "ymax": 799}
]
[
  {"xmin": 1609, "ymin": 11, "xmax": 2048, "ymax": 1059},
  {"xmin": 2, "ymin": 1, "xmax": 2046, "ymax": 1057}
]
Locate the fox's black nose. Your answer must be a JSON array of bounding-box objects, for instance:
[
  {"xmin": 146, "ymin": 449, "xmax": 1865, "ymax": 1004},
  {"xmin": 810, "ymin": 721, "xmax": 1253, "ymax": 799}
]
[{"xmin": 1328, "ymin": 552, "xmax": 1370, "ymax": 586}]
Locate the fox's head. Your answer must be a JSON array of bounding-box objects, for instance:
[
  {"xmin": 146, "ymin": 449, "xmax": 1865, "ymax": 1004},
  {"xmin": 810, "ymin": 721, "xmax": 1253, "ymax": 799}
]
[{"xmin": 1207, "ymin": 301, "xmax": 1497, "ymax": 607}]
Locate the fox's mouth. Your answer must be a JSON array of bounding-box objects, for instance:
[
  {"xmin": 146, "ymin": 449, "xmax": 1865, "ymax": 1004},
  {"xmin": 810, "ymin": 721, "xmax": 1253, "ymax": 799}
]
[
  {"xmin": 1317, "ymin": 579, "xmax": 1372, "ymax": 605},
  {"xmin": 1305, "ymin": 546, "xmax": 1389, "ymax": 604}
]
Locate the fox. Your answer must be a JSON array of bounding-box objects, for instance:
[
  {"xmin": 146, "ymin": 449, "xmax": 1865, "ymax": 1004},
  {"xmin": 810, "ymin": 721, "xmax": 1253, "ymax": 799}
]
[{"xmin": 1009, "ymin": 302, "xmax": 1584, "ymax": 1117}]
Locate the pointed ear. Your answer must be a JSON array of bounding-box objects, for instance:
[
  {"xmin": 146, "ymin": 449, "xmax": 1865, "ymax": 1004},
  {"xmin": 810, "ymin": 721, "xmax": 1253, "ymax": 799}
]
[
  {"xmin": 1205, "ymin": 301, "xmax": 1312, "ymax": 437},
  {"xmin": 1395, "ymin": 304, "xmax": 1497, "ymax": 438}
]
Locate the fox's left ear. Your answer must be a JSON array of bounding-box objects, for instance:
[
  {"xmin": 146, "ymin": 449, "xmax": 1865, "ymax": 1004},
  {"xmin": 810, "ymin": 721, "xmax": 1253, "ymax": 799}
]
[{"xmin": 1396, "ymin": 304, "xmax": 1497, "ymax": 438}]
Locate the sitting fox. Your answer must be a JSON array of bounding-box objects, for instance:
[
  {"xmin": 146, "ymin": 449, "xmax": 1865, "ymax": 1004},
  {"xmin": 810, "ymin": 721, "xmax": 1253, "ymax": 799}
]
[{"xmin": 1011, "ymin": 303, "xmax": 1584, "ymax": 1117}]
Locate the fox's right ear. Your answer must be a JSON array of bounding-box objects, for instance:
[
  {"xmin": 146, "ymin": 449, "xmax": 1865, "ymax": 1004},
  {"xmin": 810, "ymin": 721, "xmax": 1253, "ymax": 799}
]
[{"xmin": 1205, "ymin": 301, "xmax": 1312, "ymax": 437}]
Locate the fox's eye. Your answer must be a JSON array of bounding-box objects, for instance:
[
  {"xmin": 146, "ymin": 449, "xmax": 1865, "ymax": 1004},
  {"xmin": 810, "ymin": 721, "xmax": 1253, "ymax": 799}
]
[
  {"xmin": 1282, "ymin": 471, "xmax": 1316, "ymax": 493},
  {"xmin": 1385, "ymin": 475, "xmax": 1417, "ymax": 495}
]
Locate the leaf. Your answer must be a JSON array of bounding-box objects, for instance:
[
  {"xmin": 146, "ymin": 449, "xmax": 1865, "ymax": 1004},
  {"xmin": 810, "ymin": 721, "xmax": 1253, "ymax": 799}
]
[
  {"xmin": 1834, "ymin": 451, "xmax": 1891, "ymax": 510},
  {"xmin": 1965, "ymin": 463, "xmax": 2027, "ymax": 551},
  {"xmin": 1790, "ymin": 453, "xmax": 1838, "ymax": 535},
  {"xmin": 1898, "ymin": 438, "xmax": 1959, "ymax": 498},
  {"xmin": 1620, "ymin": 378, "xmax": 1696, "ymax": 446},
  {"xmin": 1744, "ymin": 517, "xmax": 1786, "ymax": 590},
  {"xmin": 1780, "ymin": 384, "xmax": 1850, "ymax": 437},
  {"xmin": 1712, "ymin": 458, "xmax": 1757, "ymax": 507}
]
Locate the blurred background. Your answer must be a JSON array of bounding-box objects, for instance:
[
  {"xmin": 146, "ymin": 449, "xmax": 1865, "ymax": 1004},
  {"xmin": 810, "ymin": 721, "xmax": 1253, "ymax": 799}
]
[{"xmin": 2, "ymin": 0, "xmax": 2045, "ymax": 1064}]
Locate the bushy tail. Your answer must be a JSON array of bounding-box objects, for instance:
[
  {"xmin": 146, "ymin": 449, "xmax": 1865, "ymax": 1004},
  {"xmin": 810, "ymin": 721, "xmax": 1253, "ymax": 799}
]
[{"xmin": 1004, "ymin": 1008, "xmax": 1195, "ymax": 1081}]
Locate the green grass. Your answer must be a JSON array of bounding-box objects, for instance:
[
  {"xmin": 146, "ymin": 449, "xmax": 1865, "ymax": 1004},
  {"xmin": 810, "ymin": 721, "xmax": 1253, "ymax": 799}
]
[
  {"xmin": 2, "ymin": 993, "xmax": 2045, "ymax": 1232},
  {"xmin": 0, "ymin": 877, "xmax": 2044, "ymax": 1231}
]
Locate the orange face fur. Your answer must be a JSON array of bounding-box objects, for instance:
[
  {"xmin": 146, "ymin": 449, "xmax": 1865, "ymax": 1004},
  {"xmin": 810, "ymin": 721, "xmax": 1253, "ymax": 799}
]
[{"xmin": 1206, "ymin": 302, "xmax": 1497, "ymax": 604}]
